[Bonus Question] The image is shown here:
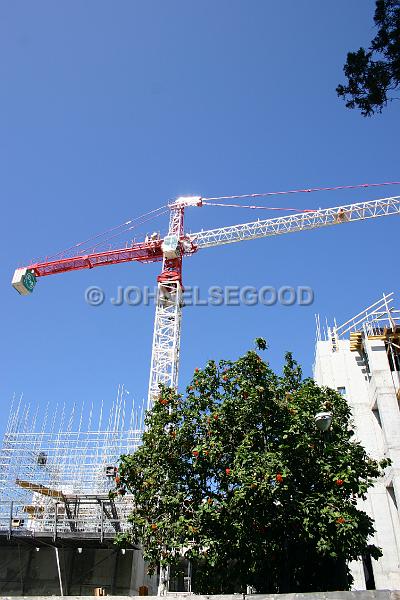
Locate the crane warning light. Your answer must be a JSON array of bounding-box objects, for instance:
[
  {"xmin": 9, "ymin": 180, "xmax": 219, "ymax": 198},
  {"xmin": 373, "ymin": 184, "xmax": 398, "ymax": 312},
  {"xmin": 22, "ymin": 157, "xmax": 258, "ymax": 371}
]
[{"xmin": 12, "ymin": 268, "xmax": 37, "ymax": 296}]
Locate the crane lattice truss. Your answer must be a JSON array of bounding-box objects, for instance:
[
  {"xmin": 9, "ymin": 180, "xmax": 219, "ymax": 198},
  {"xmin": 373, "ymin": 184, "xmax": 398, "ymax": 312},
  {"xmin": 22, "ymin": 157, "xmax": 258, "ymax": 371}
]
[
  {"xmin": 193, "ymin": 196, "xmax": 400, "ymax": 247},
  {"xmin": 12, "ymin": 194, "xmax": 400, "ymax": 410}
]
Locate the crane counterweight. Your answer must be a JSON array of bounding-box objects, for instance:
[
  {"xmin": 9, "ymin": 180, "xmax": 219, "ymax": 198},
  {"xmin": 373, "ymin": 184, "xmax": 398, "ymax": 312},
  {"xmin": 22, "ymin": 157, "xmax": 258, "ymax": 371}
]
[{"xmin": 12, "ymin": 268, "xmax": 36, "ymax": 295}]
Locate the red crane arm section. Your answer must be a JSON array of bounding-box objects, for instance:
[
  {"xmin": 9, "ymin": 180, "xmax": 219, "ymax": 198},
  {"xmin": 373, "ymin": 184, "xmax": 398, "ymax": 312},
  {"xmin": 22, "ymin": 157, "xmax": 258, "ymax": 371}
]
[{"xmin": 27, "ymin": 241, "xmax": 165, "ymax": 277}]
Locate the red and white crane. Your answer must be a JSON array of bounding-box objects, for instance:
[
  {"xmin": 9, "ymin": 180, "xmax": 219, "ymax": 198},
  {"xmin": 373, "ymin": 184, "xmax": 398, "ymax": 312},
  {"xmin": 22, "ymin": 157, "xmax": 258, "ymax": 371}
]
[{"xmin": 12, "ymin": 190, "xmax": 400, "ymax": 410}]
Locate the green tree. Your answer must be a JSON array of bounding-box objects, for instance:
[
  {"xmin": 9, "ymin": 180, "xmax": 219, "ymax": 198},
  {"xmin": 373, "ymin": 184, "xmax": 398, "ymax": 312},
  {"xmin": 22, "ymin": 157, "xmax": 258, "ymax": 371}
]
[
  {"xmin": 337, "ymin": 0, "xmax": 400, "ymax": 116},
  {"xmin": 116, "ymin": 341, "xmax": 389, "ymax": 593}
]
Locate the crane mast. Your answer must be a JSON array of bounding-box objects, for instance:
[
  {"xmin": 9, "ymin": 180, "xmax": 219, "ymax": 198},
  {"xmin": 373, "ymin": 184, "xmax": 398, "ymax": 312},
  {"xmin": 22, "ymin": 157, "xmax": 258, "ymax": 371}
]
[{"xmin": 147, "ymin": 197, "xmax": 201, "ymax": 410}]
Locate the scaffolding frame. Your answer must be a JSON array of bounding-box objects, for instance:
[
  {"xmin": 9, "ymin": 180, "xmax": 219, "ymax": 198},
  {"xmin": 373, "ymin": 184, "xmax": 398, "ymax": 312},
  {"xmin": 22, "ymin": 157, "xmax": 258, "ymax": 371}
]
[
  {"xmin": 315, "ymin": 292, "xmax": 400, "ymax": 346},
  {"xmin": 0, "ymin": 386, "xmax": 144, "ymax": 541}
]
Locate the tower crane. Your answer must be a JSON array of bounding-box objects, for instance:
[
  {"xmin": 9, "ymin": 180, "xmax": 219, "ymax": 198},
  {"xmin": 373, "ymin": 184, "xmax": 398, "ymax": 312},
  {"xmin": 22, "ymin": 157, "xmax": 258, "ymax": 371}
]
[{"xmin": 12, "ymin": 192, "xmax": 400, "ymax": 410}]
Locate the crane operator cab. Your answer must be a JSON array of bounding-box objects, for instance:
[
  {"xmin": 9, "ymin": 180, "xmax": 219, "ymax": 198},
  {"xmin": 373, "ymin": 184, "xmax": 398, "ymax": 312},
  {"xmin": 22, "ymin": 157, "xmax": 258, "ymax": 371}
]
[{"xmin": 161, "ymin": 235, "xmax": 180, "ymax": 259}]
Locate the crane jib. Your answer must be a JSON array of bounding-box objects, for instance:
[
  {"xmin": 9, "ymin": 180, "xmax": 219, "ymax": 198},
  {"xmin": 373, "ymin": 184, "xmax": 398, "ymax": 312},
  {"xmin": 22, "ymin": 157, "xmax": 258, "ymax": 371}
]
[
  {"xmin": 190, "ymin": 196, "xmax": 400, "ymax": 250},
  {"xmin": 11, "ymin": 195, "xmax": 400, "ymax": 293}
]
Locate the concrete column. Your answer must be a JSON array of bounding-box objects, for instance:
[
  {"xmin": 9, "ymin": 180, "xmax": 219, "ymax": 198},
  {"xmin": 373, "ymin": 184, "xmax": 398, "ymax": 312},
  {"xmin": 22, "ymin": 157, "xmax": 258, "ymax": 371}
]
[{"xmin": 129, "ymin": 549, "xmax": 145, "ymax": 595}]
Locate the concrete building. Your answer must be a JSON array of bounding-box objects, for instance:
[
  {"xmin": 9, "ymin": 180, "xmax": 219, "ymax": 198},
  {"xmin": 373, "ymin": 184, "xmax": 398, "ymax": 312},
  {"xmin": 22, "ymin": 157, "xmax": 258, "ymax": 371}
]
[{"xmin": 314, "ymin": 293, "xmax": 400, "ymax": 590}]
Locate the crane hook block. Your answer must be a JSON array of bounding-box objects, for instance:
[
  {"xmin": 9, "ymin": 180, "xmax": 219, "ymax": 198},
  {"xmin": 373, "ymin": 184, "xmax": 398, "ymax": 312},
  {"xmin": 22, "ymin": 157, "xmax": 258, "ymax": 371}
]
[{"xmin": 12, "ymin": 268, "xmax": 37, "ymax": 296}]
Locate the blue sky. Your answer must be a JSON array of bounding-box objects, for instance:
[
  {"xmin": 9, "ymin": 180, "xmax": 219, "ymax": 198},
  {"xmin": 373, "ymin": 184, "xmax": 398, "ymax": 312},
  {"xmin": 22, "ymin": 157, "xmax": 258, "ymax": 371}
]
[{"xmin": 1, "ymin": 1, "xmax": 399, "ymax": 434}]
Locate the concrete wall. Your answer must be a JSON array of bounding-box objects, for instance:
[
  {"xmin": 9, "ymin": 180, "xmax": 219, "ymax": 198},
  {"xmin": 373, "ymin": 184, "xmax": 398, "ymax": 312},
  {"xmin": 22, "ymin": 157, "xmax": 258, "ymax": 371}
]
[
  {"xmin": 0, "ymin": 545, "xmax": 157, "ymax": 597},
  {"xmin": 2, "ymin": 590, "xmax": 400, "ymax": 599},
  {"xmin": 314, "ymin": 338, "xmax": 400, "ymax": 590}
]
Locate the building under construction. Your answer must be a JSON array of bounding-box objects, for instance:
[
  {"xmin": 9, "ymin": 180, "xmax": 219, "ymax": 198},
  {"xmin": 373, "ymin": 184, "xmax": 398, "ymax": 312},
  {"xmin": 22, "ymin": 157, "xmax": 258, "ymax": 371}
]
[
  {"xmin": 314, "ymin": 292, "xmax": 400, "ymax": 590},
  {"xmin": 0, "ymin": 386, "xmax": 157, "ymax": 596}
]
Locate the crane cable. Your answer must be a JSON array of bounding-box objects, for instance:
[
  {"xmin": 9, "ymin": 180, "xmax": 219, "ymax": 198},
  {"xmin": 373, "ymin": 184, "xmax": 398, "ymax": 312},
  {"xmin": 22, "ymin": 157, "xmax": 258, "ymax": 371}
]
[
  {"xmin": 77, "ymin": 208, "xmax": 169, "ymax": 256},
  {"xmin": 45, "ymin": 205, "xmax": 168, "ymax": 261},
  {"xmin": 203, "ymin": 181, "xmax": 400, "ymax": 202},
  {"xmin": 203, "ymin": 202, "xmax": 316, "ymax": 212},
  {"xmin": 35, "ymin": 180, "xmax": 400, "ymax": 264}
]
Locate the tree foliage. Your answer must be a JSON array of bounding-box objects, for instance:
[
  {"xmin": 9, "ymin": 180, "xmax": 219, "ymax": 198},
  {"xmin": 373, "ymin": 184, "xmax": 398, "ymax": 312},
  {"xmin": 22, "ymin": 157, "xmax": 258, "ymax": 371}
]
[
  {"xmin": 337, "ymin": 0, "xmax": 400, "ymax": 115},
  {"xmin": 116, "ymin": 342, "xmax": 390, "ymax": 593}
]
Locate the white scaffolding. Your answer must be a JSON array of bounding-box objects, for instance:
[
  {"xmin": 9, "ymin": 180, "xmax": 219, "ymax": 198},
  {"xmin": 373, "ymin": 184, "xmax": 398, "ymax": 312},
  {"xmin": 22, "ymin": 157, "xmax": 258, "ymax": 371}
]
[
  {"xmin": 0, "ymin": 387, "xmax": 144, "ymax": 540},
  {"xmin": 315, "ymin": 292, "xmax": 400, "ymax": 345}
]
